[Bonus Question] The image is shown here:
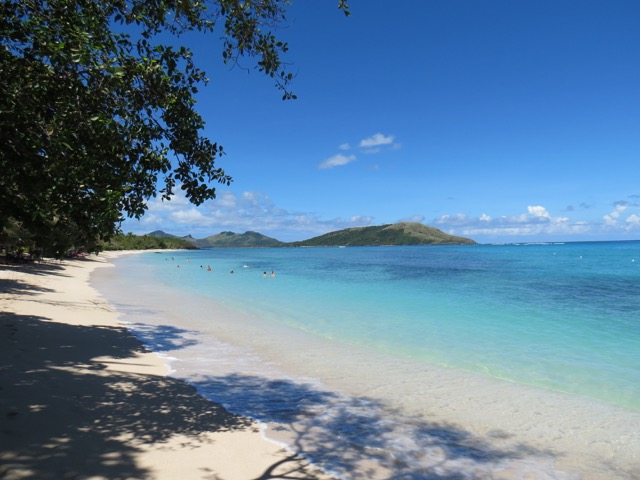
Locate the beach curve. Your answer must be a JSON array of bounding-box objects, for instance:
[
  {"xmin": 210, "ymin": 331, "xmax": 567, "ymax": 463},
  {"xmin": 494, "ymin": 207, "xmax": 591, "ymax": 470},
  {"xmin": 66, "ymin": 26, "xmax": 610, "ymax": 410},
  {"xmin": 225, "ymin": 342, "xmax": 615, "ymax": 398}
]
[{"xmin": 0, "ymin": 251, "xmax": 333, "ymax": 480}]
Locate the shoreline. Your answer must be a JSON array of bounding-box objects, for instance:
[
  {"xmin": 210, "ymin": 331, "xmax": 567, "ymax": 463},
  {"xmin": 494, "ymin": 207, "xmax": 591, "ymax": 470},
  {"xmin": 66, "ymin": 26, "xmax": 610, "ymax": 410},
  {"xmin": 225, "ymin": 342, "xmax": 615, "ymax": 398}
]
[
  {"xmin": 0, "ymin": 251, "xmax": 333, "ymax": 480},
  {"xmin": 95, "ymin": 249, "xmax": 640, "ymax": 480}
]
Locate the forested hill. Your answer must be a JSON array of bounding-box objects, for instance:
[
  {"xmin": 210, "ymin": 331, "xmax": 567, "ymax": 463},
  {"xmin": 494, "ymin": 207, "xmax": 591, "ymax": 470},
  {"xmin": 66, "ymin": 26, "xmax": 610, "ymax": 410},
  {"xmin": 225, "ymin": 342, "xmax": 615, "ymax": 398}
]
[
  {"xmin": 142, "ymin": 222, "xmax": 476, "ymax": 248},
  {"xmin": 190, "ymin": 231, "xmax": 284, "ymax": 248},
  {"xmin": 289, "ymin": 223, "xmax": 476, "ymax": 247},
  {"xmin": 104, "ymin": 233, "xmax": 197, "ymax": 250}
]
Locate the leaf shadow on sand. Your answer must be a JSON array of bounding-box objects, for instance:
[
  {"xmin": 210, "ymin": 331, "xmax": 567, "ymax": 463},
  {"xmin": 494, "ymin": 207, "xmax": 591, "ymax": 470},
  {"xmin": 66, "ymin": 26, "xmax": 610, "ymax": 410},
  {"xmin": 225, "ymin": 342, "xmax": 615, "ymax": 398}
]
[
  {"xmin": 0, "ymin": 261, "xmax": 70, "ymax": 296},
  {"xmin": 192, "ymin": 374, "xmax": 565, "ymax": 480},
  {"xmin": 0, "ymin": 260, "xmax": 68, "ymax": 277},
  {"xmin": 0, "ymin": 311, "xmax": 256, "ymax": 480},
  {"xmin": 0, "ymin": 277, "xmax": 55, "ymax": 296},
  {"xmin": 1, "ymin": 274, "xmax": 565, "ymax": 480},
  {"xmin": 127, "ymin": 322, "xmax": 200, "ymax": 352}
]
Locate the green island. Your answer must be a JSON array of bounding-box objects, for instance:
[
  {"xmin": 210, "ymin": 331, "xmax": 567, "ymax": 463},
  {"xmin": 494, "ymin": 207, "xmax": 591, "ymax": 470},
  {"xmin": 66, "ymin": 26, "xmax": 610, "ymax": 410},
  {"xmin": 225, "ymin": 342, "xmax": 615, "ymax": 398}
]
[{"xmin": 138, "ymin": 222, "xmax": 476, "ymax": 249}]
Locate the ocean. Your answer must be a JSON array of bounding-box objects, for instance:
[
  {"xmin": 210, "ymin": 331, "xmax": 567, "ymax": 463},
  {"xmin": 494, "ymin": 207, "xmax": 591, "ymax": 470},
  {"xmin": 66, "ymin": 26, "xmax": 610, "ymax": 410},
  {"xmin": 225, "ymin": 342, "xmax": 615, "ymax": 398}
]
[{"xmin": 92, "ymin": 241, "xmax": 640, "ymax": 479}]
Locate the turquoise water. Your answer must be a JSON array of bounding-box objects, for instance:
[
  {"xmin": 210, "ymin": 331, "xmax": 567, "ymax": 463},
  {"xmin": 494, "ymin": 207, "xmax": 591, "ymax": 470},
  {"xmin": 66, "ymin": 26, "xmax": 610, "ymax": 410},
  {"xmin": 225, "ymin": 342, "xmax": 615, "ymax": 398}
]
[
  {"xmin": 123, "ymin": 242, "xmax": 640, "ymax": 410},
  {"xmin": 94, "ymin": 241, "xmax": 640, "ymax": 479}
]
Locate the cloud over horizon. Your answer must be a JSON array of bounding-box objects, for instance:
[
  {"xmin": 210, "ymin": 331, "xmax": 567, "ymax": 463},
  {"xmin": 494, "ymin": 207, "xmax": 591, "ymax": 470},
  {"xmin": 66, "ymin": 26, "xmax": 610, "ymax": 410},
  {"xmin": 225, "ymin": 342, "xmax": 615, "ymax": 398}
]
[
  {"xmin": 433, "ymin": 203, "xmax": 640, "ymax": 240},
  {"xmin": 123, "ymin": 189, "xmax": 375, "ymax": 241},
  {"xmin": 123, "ymin": 189, "xmax": 640, "ymax": 244}
]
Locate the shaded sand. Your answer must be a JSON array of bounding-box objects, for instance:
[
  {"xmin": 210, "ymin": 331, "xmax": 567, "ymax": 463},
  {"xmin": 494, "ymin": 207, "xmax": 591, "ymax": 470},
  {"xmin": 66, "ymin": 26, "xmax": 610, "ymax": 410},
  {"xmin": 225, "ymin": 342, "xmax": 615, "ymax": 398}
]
[{"xmin": 0, "ymin": 252, "xmax": 333, "ymax": 480}]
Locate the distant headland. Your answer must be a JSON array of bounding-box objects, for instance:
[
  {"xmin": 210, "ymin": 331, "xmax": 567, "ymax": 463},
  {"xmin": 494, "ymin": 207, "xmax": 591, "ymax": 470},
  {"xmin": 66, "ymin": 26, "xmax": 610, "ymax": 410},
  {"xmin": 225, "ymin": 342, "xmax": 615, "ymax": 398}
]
[{"xmin": 136, "ymin": 222, "xmax": 476, "ymax": 249}]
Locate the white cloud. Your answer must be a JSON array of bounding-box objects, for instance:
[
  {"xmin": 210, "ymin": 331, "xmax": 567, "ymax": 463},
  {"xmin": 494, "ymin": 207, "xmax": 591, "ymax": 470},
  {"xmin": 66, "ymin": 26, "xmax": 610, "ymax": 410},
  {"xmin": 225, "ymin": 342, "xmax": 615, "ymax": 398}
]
[
  {"xmin": 348, "ymin": 215, "xmax": 374, "ymax": 224},
  {"xmin": 122, "ymin": 188, "xmax": 375, "ymax": 241},
  {"xmin": 603, "ymin": 203, "xmax": 628, "ymax": 225},
  {"xmin": 527, "ymin": 205, "xmax": 550, "ymax": 218},
  {"xmin": 325, "ymin": 134, "xmax": 399, "ymax": 168},
  {"xmin": 139, "ymin": 213, "xmax": 162, "ymax": 226},
  {"xmin": 398, "ymin": 215, "xmax": 425, "ymax": 223},
  {"xmin": 124, "ymin": 192, "xmax": 640, "ymax": 245},
  {"xmin": 170, "ymin": 208, "xmax": 210, "ymax": 224},
  {"xmin": 242, "ymin": 191, "xmax": 261, "ymax": 204},
  {"xmin": 319, "ymin": 153, "xmax": 357, "ymax": 169},
  {"xmin": 359, "ymin": 133, "xmax": 394, "ymax": 148},
  {"xmin": 216, "ymin": 191, "xmax": 237, "ymax": 208},
  {"xmin": 433, "ymin": 206, "xmax": 592, "ymax": 240}
]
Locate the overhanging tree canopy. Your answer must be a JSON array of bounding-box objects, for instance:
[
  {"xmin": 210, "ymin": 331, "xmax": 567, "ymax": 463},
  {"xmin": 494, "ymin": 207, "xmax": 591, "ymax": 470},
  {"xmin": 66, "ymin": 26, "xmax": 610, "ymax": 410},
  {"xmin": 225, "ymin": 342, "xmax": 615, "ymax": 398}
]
[{"xmin": 0, "ymin": 0, "xmax": 349, "ymax": 257}]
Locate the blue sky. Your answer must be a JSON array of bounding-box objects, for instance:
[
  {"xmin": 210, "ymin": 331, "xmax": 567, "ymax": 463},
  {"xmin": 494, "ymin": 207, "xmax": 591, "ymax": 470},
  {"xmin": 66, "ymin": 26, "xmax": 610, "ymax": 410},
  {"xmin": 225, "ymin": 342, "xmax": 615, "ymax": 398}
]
[{"xmin": 122, "ymin": 0, "xmax": 640, "ymax": 243}]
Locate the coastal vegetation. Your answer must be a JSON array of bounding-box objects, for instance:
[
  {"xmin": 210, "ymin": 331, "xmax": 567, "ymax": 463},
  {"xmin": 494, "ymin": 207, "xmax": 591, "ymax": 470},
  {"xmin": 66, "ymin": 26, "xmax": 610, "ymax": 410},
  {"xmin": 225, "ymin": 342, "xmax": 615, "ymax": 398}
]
[
  {"xmin": 0, "ymin": 0, "xmax": 349, "ymax": 258},
  {"xmin": 103, "ymin": 233, "xmax": 197, "ymax": 251}
]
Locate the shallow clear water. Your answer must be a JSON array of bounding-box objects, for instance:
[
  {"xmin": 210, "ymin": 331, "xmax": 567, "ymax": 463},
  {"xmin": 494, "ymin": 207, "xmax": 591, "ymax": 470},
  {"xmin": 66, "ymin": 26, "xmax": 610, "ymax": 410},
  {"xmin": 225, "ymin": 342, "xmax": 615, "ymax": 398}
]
[{"xmin": 93, "ymin": 242, "xmax": 640, "ymax": 479}]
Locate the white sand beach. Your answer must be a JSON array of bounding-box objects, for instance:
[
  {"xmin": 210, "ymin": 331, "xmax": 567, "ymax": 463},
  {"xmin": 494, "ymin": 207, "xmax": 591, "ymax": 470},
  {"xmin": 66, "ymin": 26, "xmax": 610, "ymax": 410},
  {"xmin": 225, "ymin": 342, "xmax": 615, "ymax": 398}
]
[
  {"xmin": 0, "ymin": 252, "xmax": 333, "ymax": 480},
  {"xmin": 4, "ymin": 250, "xmax": 640, "ymax": 480}
]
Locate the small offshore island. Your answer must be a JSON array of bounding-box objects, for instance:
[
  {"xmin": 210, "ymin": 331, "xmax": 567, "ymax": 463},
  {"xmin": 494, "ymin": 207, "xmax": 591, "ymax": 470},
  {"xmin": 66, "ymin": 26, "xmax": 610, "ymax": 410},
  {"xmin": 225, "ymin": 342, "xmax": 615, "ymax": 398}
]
[{"xmin": 133, "ymin": 222, "xmax": 476, "ymax": 249}]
